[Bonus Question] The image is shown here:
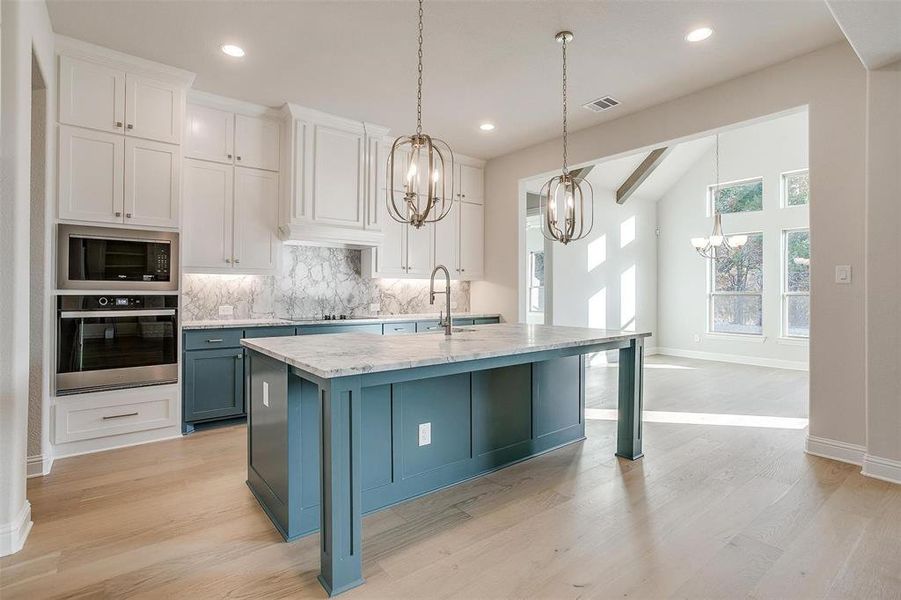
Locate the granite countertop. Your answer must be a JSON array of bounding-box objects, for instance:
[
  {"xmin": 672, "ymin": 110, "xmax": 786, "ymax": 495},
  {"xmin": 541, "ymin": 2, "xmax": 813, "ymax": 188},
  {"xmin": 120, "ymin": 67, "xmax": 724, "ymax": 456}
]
[
  {"xmin": 181, "ymin": 313, "xmax": 501, "ymax": 330},
  {"xmin": 241, "ymin": 323, "xmax": 651, "ymax": 379}
]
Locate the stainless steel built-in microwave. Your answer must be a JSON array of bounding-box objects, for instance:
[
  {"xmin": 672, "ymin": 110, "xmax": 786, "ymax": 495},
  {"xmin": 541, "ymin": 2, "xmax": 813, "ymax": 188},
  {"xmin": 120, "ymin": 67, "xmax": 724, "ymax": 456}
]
[{"xmin": 57, "ymin": 224, "xmax": 179, "ymax": 291}]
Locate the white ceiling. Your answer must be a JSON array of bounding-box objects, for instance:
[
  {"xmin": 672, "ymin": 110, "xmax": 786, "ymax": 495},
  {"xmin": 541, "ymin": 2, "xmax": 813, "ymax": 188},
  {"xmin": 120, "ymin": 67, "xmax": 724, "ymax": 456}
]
[
  {"xmin": 826, "ymin": 0, "xmax": 901, "ymax": 69},
  {"xmin": 47, "ymin": 1, "xmax": 843, "ymax": 159}
]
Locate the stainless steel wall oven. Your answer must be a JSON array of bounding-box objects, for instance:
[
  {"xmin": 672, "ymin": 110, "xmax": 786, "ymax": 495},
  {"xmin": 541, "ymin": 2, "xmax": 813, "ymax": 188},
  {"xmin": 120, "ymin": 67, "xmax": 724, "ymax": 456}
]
[{"xmin": 56, "ymin": 295, "xmax": 178, "ymax": 395}]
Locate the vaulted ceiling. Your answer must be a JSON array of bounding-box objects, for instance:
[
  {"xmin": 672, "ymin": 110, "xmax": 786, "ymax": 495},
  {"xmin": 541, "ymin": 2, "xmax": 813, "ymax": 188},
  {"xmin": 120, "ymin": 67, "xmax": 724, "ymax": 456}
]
[{"xmin": 47, "ymin": 1, "xmax": 843, "ymax": 159}]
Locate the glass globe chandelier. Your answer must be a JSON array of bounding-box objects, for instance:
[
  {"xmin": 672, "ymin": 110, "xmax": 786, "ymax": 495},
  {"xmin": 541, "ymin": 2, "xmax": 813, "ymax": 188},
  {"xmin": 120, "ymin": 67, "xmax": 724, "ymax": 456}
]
[
  {"xmin": 540, "ymin": 31, "xmax": 593, "ymax": 245},
  {"xmin": 386, "ymin": 0, "xmax": 455, "ymax": 229},
  {"xmin": 690, "ymin": 134, "xmax": 748, "ymax": 259}
]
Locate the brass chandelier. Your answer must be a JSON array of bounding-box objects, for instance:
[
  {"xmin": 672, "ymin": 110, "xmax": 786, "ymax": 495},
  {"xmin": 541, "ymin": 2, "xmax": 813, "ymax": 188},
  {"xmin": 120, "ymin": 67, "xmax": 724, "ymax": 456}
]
[
  {"xmin": 690, "ymin": 134, "xmax": 748, "ymax": 259},
  {"xmin": 540, "ymin": 31, "xmax": 593, "ymax": 245},
  {"xmin": 386, "ymin": 0, "xmax": 455, "ymax": 229}
]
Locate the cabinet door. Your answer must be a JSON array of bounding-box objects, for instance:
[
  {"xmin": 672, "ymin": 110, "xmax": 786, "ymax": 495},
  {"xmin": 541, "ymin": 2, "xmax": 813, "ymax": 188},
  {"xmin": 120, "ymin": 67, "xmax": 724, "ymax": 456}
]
[
  {"xmin": 458, "ymin": 164, "xmax": 484, "ymax": 204},
  {"xmin": 58, "ymin": 126, "xmax": 125, "ymax": 224},
  {"xmin": 58, "ymin": 55, "xmax": 125, "ymax": 134},
  {"xmin": 365, "ymin": 136, "xmax": 386, "ymax": 230},
  {"xmin": 124, "ymin": 74, "xmax": 182, "ymax": 144},
  {"xmin": 185, "ymin": 104, "xmax": 234, "ymax": 164},
  {"xmin": 234, "ymin": 114, "xmax": 280, "ymax": 172},
  {"xmin": 124, "ymin": 137, "xmax": 180, "ymax": 228},
  {"xmin": 312, "ymin": 124, "xmax": 364, "ymax": 227},
  {"xmin": 459, "ymin": 202, "xmax": 484, "ymax": 280},
  {"xmin": 434, "ymin": 199, "xmax": 460, "ymax": 276},
  {"xmin": 233, "ymin": 167, "xmax": 279, "ymax": 272},
  {"xmin": 375, "ymin": 198, "xmax": 408, "ymax": 277},
  {"xmin": 183, "ymin": 349, "xmax": 245, "ymax": 422},
  {"xmin": 182, "ymin": 159, "xmax": 234, "ymax": 270},
  {"xmin": 406, "ymin": 198, "xmax": 434, "ymax": 277}
]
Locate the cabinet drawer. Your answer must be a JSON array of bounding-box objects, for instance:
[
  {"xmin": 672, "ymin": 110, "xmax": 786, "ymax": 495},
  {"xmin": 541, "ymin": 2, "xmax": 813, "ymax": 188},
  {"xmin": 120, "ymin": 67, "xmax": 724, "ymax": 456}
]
[
  {"xmin": 383, "ymin": 322, "xmax": 415, "ymax": 335},
  {"xmin": 473, "ymin": 317, "xmax": 500, "ymax": 325},
  {"xmin": 242, "ymin": 326, "xmax": 296, "ymax": 339},
  {"xmin": 415, "ymin": 320, "xmax": 443, "ymax": 333},
  {"xmin": 184, "ymin": 328, "xmax": 243, "ymax": 350},
  {"xmin": 54, "ymin": 385, "xmax": 177, "ymax": 443},
  {"xmin": 452, "ymin": 318, "xmax": 475, "ymax": 326},
  {"xmin": 297, "ymin": 324, "xmax": 382, "ymax": 335}
]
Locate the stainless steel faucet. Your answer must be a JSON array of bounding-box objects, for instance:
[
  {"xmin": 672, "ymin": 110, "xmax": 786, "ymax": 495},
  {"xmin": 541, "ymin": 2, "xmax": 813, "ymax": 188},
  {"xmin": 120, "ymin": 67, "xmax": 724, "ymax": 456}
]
[{"xmin": 429, "ymin": 264, "xmax": 452, "ymax": 335}]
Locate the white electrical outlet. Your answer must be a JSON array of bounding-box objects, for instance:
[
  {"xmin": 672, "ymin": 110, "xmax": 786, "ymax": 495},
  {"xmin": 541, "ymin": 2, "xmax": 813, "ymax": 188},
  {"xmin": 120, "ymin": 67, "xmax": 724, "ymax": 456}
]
[
  {"xmin": 693, "ymin": 334, "xmax": 701, "ymax": 343},
  {"xmin": 835, "ymin": 265, "xmax": 852, "ymax": 284},
  {"xmin": 418, "ymin": 422, "xmax": 431, "ymax": 446},
  {"xmin": 263, "ymin": 381, "xmax": 270, "ymax": 407},
  {"xmin": 218, "ymin": 305, "xmax": 234, "ymax": 317},
  {"xmin": 370, "ymin": 303, "xmax": 381, "ymax": 313}
]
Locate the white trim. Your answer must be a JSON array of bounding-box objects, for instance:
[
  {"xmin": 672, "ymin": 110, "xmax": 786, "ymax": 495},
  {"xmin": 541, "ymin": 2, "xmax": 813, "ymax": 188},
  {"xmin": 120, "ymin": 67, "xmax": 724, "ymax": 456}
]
[
  {"xmin": 0, "ymin": 501, "xmax": 33, "ymax": 557},
  {"xmin": 645, "ymin": 346, "xmax": 659, "ymax": 356},
  {"xmin": 188, "ymin": 90, "xmax": 281, "ymax": 120},
  {"xmin": 52, "ymin": 431, "xmax": 181, "ymax": 461},
  {"xmin": 26, "ymin": 453, "xmax": 54, "ymax": 478},
  {"xmin": 777, "ymin": 336, "xmax": 809, "ymax": 346},
  {"xmin": 655, "ymin": 347, "xmax": 808, "ymax": 371},
  {"xmin": 862, "ymin": 454, "xmax": 901, "ymax": 485},
  {"xmin": 704, "ymin": 332, "xmax": 767, "ymax": 343},
  {"xmin": 55, "ymin": 34, "xmax": 195, "ymax": 87},
  {"xmin": 805, "ymin": 435, "xmax": 866, "ymax": 466}
]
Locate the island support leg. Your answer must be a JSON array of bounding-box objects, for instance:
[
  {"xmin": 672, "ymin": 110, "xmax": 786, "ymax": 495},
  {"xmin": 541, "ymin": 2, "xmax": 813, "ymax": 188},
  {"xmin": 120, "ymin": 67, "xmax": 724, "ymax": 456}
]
[
  {"xmin": 616, "ymin": 337, "xmax": 644, "ymax": 460},
  {"xmin": 318, "ymin": 376, "xmax": 364, "ymax": 596}
]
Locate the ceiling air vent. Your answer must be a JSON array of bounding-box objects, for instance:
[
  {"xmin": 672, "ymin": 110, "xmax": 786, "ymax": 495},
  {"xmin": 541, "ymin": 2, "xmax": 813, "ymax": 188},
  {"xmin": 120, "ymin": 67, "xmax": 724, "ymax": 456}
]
[{"xmin": 583, "ymin": 96, "xmax": 620, "ymax": 112}]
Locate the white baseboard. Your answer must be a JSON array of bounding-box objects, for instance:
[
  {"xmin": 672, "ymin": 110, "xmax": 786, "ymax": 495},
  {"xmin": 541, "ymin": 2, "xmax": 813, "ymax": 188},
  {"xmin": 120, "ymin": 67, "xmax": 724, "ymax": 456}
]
[
  {"xmin": 862, "ymin": 454, "xmax": 901, "ymax": 485},
  {"xmin": 0, "ymin": 501, "xmax": 32, "ymax": 557},
  {"xmin": 645, "ymin": 346, "xmax": 659, "ymax": 356},
  {"xmin": 805, "ymin": 435, "xmax": 866, "ymax": 465},
  {"xmin": 26, "ymin": 453, "xmax": 54, "ymax": 478},
  {"xmin": 655, "ymin": 347, "xmax": 808, "ymax": 371},
  {"xmin": 52, "ymin": 427, "xmax": 182, "ymax": 460}
]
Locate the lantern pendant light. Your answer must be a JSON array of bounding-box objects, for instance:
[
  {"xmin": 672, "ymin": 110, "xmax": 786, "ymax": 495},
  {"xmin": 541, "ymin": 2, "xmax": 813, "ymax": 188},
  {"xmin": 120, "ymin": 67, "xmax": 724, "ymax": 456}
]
[
  {"xmin": 386, "ymin": 0, "xmax": 455, "ymax": 229},
  {"xmin": 690, "ymin": 134, "xmax": 748, "ymax": 259},
  {"xmin": 540, "ymin": 31, "xmax": 594, "ymax": 245}
]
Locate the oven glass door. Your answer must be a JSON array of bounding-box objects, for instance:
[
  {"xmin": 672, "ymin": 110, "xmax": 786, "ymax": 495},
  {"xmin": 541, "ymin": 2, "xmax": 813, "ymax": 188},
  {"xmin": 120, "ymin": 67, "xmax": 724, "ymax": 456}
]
[
  {"xmin": 67, "ymin": 235, "xmax": 172, "ymax": 284},
  {"xmin": 57, "ymin": 309, "xmax": 178, "ymax": 392}
]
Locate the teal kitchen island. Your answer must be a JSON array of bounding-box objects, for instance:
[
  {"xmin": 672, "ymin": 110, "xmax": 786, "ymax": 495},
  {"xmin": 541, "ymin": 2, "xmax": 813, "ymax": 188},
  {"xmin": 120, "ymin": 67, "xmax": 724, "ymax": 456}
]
[{"xmin": 241, "ymin": 323, "xmax": 650, "ymax": 596}]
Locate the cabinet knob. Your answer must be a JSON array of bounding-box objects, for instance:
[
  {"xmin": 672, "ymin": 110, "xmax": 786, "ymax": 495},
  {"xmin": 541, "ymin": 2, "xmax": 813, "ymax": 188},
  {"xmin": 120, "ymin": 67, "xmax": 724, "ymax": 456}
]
[
  {"xmin": 234, "ymin": 258, "xmax": 240, "ymax": 264},
  {"xmin": 126, "ymin": 124, "xmax": 134, "ymax": 130},
  {"xmin": 236, "ymin": 353, "xmax": 243, "ymax": 359},
  {"xmin": 125, "ymin": 213, "xmax": 132, "ymax": 218},
  {"xmin": 225, "ymin": 258, "xmax": 232, "ymax": 264},
  {"xmin": 227, "ymin": 154, "xmax": 233, "ymax": 159},
  {"xmin": 115, "ymin": 121, "xmax": 123, "ymax": 128},
  {"xmin": 115, "ymin": 211, "xmax": 122, "ymax": 217},
  {"xmin": 236, "ymin": 156, "xmax": 242, "ymax": 161}
]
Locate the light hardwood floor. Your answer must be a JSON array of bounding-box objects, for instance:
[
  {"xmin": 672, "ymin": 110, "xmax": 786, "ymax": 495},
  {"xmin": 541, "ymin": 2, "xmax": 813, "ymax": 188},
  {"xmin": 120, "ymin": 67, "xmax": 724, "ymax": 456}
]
[{"xmin": 2, "ymin": 356, "xmax": 899, "ymax": 599}]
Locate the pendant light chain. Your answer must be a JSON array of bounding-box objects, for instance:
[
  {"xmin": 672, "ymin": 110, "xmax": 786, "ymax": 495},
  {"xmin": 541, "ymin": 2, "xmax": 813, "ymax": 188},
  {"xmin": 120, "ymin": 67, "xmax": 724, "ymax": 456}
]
[
  {"xmin": 416, "ymin": 0, "xmax": 424, "ymax": 135},
  {"xmin": 713, "ymin": 133, "xmax": 719, "ymax": 207},
  {"xmin": 561, "ymin": 35, "xmax": 569, "ymax": 174}
]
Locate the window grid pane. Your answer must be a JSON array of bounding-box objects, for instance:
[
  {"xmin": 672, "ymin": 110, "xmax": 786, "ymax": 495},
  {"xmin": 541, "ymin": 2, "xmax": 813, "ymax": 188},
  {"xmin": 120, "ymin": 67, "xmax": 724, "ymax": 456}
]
[
  {"xmin": 784, "ymin": 170, "xmax": 809, "ymax": 207},
  {"xmin": 714, "ymin": 233, "xmax": 763, "ymax": 292},
  {"xmin": 783, "ymin": 228, "xmax": 811, "ymax": 338},
  {"xmin": 711, "ymin": 178, "xmax": 763, "ymax": 214},
  {"xmin": 711, "ymin": 294, "xmax": 763, "ymax": 335}
]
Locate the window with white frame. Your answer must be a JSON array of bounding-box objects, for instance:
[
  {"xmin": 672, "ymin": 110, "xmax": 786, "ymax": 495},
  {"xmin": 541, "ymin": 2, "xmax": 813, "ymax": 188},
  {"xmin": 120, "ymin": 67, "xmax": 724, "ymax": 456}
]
[
  {"xmin": 783, "ymin": 229, "xmax": 810, "ymax": 337},
  {"xmin": 710, "ymin": 177, "xmax": 764, "ymax": 215},
  {"xmin": 782, "ymin": 169, "xmax": 809, "ymax": 207},
  {"xmin": 710, "ymin": 233, "xmax": 764, "ymax": 335}
]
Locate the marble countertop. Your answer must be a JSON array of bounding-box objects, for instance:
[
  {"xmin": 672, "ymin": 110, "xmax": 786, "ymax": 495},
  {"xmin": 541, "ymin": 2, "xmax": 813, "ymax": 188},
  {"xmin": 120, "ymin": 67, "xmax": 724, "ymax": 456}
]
[
  {"xmin": 182, "ymin": 313, "xmax": 501, "ymax": 330},
  {"xmin": 241, "ymin": 323, "xmax": 651, "ymax": 379}
]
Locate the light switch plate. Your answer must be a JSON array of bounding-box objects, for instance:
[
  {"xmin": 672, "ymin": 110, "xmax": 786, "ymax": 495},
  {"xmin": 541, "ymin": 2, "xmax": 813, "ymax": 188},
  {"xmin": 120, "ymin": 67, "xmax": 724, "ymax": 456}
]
[
  {"xmin": 418, "ymin": 422, "xmax": 431, "ymax": 446},
  {"xmin": 263, "ymin": 381, "xmax": 270, "ymax": 407},
  {"xmin": 218, "ymin": 305, "xmax": 234, "ymax": 317},
  {"xmin": 835, "ymin": 265, "xmax": 852, "ymax": 284}
]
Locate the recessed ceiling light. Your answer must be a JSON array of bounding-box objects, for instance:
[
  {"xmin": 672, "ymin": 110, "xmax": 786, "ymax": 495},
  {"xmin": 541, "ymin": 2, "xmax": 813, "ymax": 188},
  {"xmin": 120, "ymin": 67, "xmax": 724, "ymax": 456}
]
[
  {"xmin": 221, "ymin": 44, "xmax": 246, "ymax": 58},
  {"xmin": 685, "ymin": 27, "xmax": 713, "ymax": 43},
  {"xmin": 479, "ymin": 123, "xmax": 496, "ymax": 131}
]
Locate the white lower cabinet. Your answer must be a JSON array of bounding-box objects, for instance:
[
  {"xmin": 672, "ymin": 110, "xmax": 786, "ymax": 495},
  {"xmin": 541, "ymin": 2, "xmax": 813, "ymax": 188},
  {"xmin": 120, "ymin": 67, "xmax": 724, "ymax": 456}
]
[
  {"xmin": 182, "ymin": 159, "xmax": 278, "ymax": 274},
  {"xmin": 124, "ymin": 137, "xmax": 180, "ymax": 227}
]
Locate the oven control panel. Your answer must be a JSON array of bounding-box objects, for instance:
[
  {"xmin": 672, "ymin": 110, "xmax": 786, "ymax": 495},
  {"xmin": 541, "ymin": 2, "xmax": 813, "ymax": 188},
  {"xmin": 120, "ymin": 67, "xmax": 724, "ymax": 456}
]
[{"xmin": 58, "ymin": 295, "xmax": 178, "ymax": 311}]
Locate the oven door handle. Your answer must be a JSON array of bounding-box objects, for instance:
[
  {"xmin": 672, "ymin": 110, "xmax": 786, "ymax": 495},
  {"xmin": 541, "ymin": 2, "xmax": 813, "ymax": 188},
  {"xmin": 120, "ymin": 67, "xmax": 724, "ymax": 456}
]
[{"xmin": 60, "ymin": 309, "xmax": 177, "ymax": 319}]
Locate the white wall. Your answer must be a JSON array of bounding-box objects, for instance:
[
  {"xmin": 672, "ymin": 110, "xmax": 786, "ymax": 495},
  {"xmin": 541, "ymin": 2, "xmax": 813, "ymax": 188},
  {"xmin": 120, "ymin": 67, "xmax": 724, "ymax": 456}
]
[
  {"xmin": 475, "ymin": 42, "xmax": 868, "ymax": 465},
  {"xmin": 656, "ymin": 112, "xmax": 809, "ymax": 369},
  {"xmin": 0, "ymin": 0, "xmax": 55, "ymax": 555},
  {"xmin": 548, "ymin": 184, "xmax": 658, "ymax": 350}
]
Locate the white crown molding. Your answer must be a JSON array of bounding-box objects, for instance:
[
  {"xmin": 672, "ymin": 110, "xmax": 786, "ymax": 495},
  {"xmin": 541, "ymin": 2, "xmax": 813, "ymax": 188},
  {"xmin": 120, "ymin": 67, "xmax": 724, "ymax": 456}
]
[
  {"xmin": 0, "ymin": 501, "xmax": 32, "ymax": 557},
  {"xmin": 282, "ymin": 102, "xmax": 370, "ymax": 134},
  {"xmin": 188, "ymin": 90, "xmax": 282, "ymax": 120},
  {"xmin": 26, "ymin": 454, "xmax": 54, "ymax": 478},
  {"xmin": 805, "ymin": 435, "xmax": 866, "ymax": 465},
  {"xmin": 55, "ymin": 34, "xmax": 196, "ymax": 87},
  {"xmin": 655, "ymin": 347, "xmax": 808, "ymax": 371},
  {"xmin": 862, "ymin": 454, "xmax": 901, "ymax": 485}
]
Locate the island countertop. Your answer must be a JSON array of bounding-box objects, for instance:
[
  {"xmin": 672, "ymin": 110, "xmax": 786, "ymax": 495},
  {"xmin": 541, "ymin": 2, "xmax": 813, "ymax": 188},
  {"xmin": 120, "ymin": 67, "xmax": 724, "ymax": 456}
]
[{"xmin": 241, "ymin": 323, "xmax": 651, "ymax": 379}]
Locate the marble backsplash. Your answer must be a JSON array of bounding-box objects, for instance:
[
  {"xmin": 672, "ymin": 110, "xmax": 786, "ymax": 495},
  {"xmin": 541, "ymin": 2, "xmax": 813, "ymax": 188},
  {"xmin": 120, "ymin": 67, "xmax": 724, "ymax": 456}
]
[{"xmin": 182, "ymin": 245, "xmax": 470, "ymax": 321}]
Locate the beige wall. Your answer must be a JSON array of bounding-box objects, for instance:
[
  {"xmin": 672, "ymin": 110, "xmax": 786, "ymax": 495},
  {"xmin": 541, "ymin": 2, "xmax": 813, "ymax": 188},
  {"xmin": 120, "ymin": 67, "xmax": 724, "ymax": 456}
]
[{"xmin": 474, "ymin": 42, "xmax": 868, "ymax": 452}]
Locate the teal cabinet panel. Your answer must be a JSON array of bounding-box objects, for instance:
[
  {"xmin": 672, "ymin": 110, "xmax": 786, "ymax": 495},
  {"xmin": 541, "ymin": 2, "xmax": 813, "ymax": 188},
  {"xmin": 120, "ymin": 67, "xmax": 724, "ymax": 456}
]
[
  {"xmin": 242, "ymin": 326, "xmax": 296, "ymax": 339},
  {"xmin": 248, "ymin": 353, "xmax": 289, "ymax": 506},
  {"xmin": 534, "ymin": 356, "xmax": 582, "ymax": 438},
  {"xmin": 296, "ymin": 323, "xmax": 382, "ymax": 335},
  {"xmin": 415, "ymin": 320, "xmax": 443, "ymax": 333},
  {"xmin": 473, "ymin": 317, "xmax": 500, "ymax": 325},
  {"xmin": 397, "ymin": 373, "xmax": 472, "ymax": 479},
  {"xmin": 472, "ymin": 364, "xmax": 532, "ymax": 455},
  {"xmin": 184, "ymin": 328, "xmax": 243, "ymax": 350},
  {"xmin": 452, "ymin": 318, "xmax": 475, "ymax": 326},
  {"xmin": 183, "ymin": 348, "xmax": 245, "ymax": 422},
  {"xmin": 383, "ymin": 322, "xmax": 415, "ymax": 335}
]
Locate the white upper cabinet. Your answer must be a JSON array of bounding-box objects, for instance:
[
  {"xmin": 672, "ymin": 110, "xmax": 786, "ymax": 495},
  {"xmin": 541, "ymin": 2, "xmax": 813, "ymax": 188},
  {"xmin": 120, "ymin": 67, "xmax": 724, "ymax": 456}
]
[
  {"xmin": 182, "ymin": 159, "xmax": 233, "ymax": 270},
  {"xmin": 459, "ymin": 200, "xmax": 484, "ymax": 280},
  {"xmin": 235, "ymin": 114, "xmax": 280, "ymax": 172},
  {"xmin": 312, "ymin": 123, "xmax": 364, "ymax": 227},
  {"xmin": 59, "ymin": 56, "xmax": 125, "ymax": 135},
  {"xmin": 124, "ymin": 137, "xmax": 180, "ymax": 228},
  {"xmin": 434, "ymin": 200, "xmax": 460, "ymax": 276},
  {"xmin": 458, "ymin": 163, "xmax": 484, "ymax": 205},
  {"xmin": 233, "ymin": 168, "xmax": 279, "ymax": 272},
  {"xmin": 406, "ymin": 214, "xmax": 434, "ymax": 278},
  {"xmin": 185, "ymin": 104, "xmax": 234, "ymax": 163},
  {"xmin": 58, "ymin": 126, "xmax": 125, "ymax": 224},
  {"xmin": 125, "ymin": 75, "xmax": 182, "ymax": 144}
]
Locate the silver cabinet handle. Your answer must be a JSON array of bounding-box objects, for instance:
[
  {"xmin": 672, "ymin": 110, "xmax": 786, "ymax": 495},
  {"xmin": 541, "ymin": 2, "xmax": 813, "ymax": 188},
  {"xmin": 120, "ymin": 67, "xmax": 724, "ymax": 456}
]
[
  {"xmin": 61, "ymin": 309, "xmax": 176, "ymax": 318},
  {"xmin": 234, "ymin": 258, "xmax": 240, "ymax": 264},
  {"xmin": 125, "ymin": 213, "xmax": 132, "ymax": 218},
  {"xmin": 126, "ymin": 124, "xmax": 134, "ymax": 130},
  {"xmin": 116, "ymin": 121, "xmax": 123, "ymax": 128},
  {"xmin": 227, "ymin": 154, "xmax": 233, "ymax": 159},
  {"xmin": 236, "ymin": 156, "xmax": 242, "ymax": 161},
  {"xmin": 206, "ymin": 338, "xmax": 224, "ymax": 343},
  {"xmin": 103, "ymin": 412, "xmax": 138, "ymax": 420},
  {"xmin": 115, "ymin": 211, "xmax": 122, "ymax": 217},
  {"xmin": 225, "ymin": 258, "xmax": 232, "ymax": 264},
  {"xmin": 236, "ymin": 353, "xmax": 243, "ymax": 359}
]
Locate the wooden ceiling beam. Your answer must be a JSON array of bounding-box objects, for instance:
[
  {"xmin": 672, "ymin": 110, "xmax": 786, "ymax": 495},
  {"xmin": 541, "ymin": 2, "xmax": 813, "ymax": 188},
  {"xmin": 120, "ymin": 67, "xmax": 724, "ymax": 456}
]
[{"xmin": 616, "ymin": 146, "xmax": 671, "ymax": 204}]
